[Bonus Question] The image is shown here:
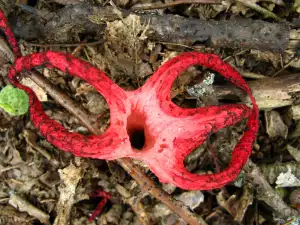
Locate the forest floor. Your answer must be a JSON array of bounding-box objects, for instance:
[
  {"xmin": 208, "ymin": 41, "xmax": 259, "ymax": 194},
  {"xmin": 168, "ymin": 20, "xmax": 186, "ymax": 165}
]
[{"xmin": 0, "ymin": 0, "xmax": 300, "ymax": 225}]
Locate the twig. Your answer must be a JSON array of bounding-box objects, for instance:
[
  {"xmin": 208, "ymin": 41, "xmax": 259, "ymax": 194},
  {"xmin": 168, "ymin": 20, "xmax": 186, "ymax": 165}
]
[
  {"xmin": 131, "ymin": 0, "xmax": 221, "ymax": 10},
  {"xmin": 127, "ymin": 196, "xmax": 151, "ymax": 225},
  {"xmin": 19, "ymin": 58, "xmax": 206, "ymax": 225},
  {"xmin": 24, "ymin": 70, "xmax": 101, "ymax": 135},
  {"xmin": 71, "ymin": 39, "xmax": 87, "ymax": 56},
  {"xmin": 239, "ymin": 71, "xmax": 268, "ymax": 79},
  {"xmin": 9, "ymin": 193, "xmax": 50, "ymax": 225},
  {"xmin": 114, "ymin": 183, "xmax": 151, "ymax": 224},
  {"xmin": 0, "ymin": 164, "xmax": 24, "ymax": 174},
  {"xmin": 272, "ymin": 56, "xmax": 298, "ymax": 77},
  {"xmin": 23, "ymin": 40, "xmax": 104, "ymax": 48}
]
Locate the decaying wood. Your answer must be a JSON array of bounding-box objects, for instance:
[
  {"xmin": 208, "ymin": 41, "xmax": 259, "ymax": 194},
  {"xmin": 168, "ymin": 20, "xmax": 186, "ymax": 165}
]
[
  {"xmin": 141, "ymin": 14, "xmax": 289, "ymax": 52},
  {"xmin": 214, "ymin": 73, "xmax": 300, "ymax": 110},
  {"xmin": 21, "ymin": 3, "xmax": 290, "ymax": 52}
]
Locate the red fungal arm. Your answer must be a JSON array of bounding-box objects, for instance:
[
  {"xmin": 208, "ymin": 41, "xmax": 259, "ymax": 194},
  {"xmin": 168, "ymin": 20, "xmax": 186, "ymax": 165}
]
[
  {"xmin": 1, "ymin": 7, "xmax": 258, "ymax": 190},
  {"xmin": 0, "ymin": 10, "xmax": 21, "ymax": 57}
]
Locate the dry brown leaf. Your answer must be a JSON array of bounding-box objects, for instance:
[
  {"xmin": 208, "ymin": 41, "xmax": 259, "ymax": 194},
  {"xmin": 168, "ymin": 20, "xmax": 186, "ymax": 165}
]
[
  {"xmin": 216, "ymin": 184, "xmax": 253, "ymax": 223},
  {"xmin": 265, "ymin": 110, "xmax": 288, "ymax": 138},
  {"xmin": 20, "ymin": 78, "xmax": 47, "ymax": 102},
  {"xmin": 54, "ymin": 162, "xmax": 84, "ymax": 225},
  {"xmin": 287, "ymin": 145, "xmax": 300, "ymax": 163},
  {"xmin": 231, "ymin": 2, "xmax": 250, "ymax": 15}
]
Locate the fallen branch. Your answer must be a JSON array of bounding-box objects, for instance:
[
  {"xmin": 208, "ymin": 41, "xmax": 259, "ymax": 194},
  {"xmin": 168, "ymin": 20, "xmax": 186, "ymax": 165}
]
[
  {"xmin": 17, "ymin": 3, "xmax": 289, "ymax": 52},
  {"xmin": 214, "ymin": 73, "xmax": 300, "ymax": 110}
]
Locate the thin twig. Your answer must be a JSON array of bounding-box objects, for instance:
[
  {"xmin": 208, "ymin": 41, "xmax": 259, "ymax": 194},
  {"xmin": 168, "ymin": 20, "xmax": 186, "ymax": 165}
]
[
  {"xmin": 0, "ymin": 164, "xmax": 23, "ymax": 174},
  {"xmin": 9, "ymin": 193, "xmax": 50, "ymax": 225},
  {"xmin": 24, "ymin": 70, "xmax": 101, "ymax": 135},
  {"xmin": 71, "ymin": 39, "xmax": 88, "ymax": 56},
  {"xmin": 240, "ymin": 71, "xmax": 268, "ymax": 79},
  {"xmin": 23, "ymin": 40, "xmax": 104, "ymax": 48},
  {"xmin": 131, "ymin": 0, "xmax": 221, "ymax": 10},
  {"xmin": 272, "ymin": 56, "xmax": 298, "ymax": 77}
]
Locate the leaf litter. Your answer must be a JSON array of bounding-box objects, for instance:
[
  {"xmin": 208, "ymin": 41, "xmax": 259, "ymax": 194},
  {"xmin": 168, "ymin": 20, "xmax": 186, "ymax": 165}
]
[{"xmin": 0, "ymin": 0, "xmax": 300, "ymax": 225}]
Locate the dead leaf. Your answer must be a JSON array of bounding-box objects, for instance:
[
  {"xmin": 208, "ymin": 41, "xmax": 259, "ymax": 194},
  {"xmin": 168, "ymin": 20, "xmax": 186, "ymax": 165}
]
[
  {"xmin": 275, "ymin": 166, "xmax": 300, "ymax": 187},
  {"xmin": 174, "ymin": 190, "xmax": 204, "ymax": 211},
  {"xmin": 23, "ymin": 129, "xmax": 52, "ymax": 160},
  {"xmin": 265, "ymin": 110, "xmax": 288, "ymax": 138},
  {"xmin": 288, "ymin": 105, "xmax": 300, "ymax": 121},
  {"xmin": 231, "ymin": 2, "xmax": 250, "ymax": 15},
  {"xmin": 96, "ymin": 14, "xmax": 150, "ymax": 80},
  {"xmin": 20, "ymin": 78, "xmax": 47, "ymax": 102},
  {"xmin": 54, "ymin": 162, "xmax": 84, "ymax": 225},
  {"xmin": 216, "ymin": 184, "xmax": 253, "ymax": 223},
  {"xmin": 287, "ymin": 145, "xmax": 300, "ymax": 163}
]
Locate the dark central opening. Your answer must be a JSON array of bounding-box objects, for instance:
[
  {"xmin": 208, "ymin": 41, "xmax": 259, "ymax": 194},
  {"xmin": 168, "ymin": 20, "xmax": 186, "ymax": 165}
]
[{"xmin": 129, "ymin": 129, "xmax": 145, "ymax": 150}]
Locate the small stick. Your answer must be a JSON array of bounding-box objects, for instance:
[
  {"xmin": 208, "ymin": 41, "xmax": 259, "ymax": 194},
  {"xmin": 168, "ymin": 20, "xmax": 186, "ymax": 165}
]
[
  {"xmin": 24, "ymin": 70, "xmax": 101, "ymax": 135},
  {"xmin": 23, "ymin": 40, "xmax": 104, "ymax": 48},
  {"xmin": 272, "ymin": 56, "xmax": 298, "ymax": 77},
  {"xmin": 131, "ymin": 0, "xmax": 221, "ymax": 10},
  {"xmin": 9, "ymin": 193, "xmax": 50, "ymax": 225},
  {"xmin": 71, "ymin": 39, "xmax": 88, "ymax": 56}
]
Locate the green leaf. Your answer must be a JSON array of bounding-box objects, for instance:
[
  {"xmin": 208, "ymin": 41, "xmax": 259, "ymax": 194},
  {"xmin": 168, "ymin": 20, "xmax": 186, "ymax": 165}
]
[{"xmin": 0, "ymin": 85, "xmax": 29, "ymax": 116}]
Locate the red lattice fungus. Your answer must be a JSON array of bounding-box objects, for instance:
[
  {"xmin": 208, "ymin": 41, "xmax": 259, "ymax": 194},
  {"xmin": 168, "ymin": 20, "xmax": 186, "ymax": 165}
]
[{"xmin": 0, "ymin": 8, "xmax": 258, "ymax": 191}]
